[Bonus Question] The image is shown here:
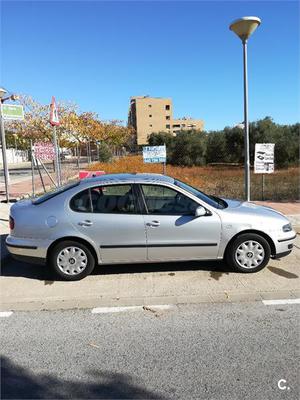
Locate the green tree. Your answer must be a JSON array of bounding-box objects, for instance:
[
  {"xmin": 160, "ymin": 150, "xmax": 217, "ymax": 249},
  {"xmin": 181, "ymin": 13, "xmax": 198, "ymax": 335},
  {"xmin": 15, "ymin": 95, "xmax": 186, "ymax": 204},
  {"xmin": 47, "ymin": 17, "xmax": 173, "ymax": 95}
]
[{"xmin": 170, "ymin": 131, "xmax": 207, "ymax": 166}]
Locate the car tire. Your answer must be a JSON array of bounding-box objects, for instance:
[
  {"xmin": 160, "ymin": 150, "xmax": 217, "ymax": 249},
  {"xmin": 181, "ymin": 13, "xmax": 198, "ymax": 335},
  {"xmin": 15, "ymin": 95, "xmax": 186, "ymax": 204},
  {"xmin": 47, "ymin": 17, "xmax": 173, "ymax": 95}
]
[
  {"xmin": 226, "ymin": 233, "xmax": 271, "ymax": 273},
  {"xmin": 49, "ymin": 240, "xmax": 95, "ymax": 281}
]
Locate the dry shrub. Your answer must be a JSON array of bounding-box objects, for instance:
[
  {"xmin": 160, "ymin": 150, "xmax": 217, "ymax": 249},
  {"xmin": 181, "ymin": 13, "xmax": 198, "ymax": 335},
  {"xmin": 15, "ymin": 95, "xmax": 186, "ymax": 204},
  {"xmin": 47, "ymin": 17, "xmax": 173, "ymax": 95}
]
[{"xmin": 89, "ymin": 155, "xmax": 299, "ymax": 201}]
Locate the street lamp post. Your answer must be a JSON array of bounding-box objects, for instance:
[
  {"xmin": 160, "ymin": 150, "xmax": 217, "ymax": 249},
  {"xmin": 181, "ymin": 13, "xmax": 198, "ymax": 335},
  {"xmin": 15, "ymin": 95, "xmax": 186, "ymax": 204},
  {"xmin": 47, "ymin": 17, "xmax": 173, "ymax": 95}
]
[
  {"xmin": 230, "ymin": 16, "xmax": 261, "ymax": 202},
  {"xmin": 0, "ymin": 88, "xmax": 18, "ymax": 203}
]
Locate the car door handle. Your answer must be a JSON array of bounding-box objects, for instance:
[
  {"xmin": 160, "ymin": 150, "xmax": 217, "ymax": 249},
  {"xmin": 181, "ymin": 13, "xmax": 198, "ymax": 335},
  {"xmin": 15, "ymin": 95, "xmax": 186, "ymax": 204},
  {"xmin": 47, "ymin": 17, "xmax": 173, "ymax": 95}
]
[
  {"xmin": 146, "ymin": 220, "xmax": 160, "ymax": 227},
  {"xmin": 78, "ymin": 220, "xmax": 93, "ymax": 227}
]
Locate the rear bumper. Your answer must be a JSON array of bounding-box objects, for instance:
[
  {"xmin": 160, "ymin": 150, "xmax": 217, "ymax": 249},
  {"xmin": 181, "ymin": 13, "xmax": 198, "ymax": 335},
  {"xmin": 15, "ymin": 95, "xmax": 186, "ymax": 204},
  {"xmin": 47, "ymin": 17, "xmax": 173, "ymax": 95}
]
[{"xmin": 5, "ymin": 235, "xmax": 51, "ymax": 261}]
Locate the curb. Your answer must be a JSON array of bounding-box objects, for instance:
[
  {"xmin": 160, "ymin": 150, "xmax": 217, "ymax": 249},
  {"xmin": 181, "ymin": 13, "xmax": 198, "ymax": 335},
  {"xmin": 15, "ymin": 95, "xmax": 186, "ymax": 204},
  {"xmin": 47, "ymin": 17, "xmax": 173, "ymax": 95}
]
[{"xmin": 1, "ymin": 289, "xmax": 299, "ymax": 312}]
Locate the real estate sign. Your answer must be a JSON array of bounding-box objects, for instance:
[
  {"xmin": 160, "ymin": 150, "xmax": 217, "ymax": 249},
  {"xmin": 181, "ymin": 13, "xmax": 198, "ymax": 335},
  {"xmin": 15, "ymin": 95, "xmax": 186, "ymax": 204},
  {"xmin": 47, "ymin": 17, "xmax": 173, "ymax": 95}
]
[
  {"xmin": 1, "ymin": 104, "xmax": 24, "ymax": 121},
  {"xmin": 143, "ymin": 145, "xmax": 166, "ymax": 163},
  {"xmin": 34, "ymin": 142, "xmax": 55, "ymax": 161},
  {"xmin": 254, "ymin": 143, "xmax": 275, "ymax": 174}
]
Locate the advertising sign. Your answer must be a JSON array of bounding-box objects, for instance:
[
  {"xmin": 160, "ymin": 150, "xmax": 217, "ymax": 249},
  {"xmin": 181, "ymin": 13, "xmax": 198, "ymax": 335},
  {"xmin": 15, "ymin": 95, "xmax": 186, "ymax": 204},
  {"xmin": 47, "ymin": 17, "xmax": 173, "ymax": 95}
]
[
  {"xmin": 1, "ymin": 104, "xmax": 24, "ymax": 121},
  {"xmin": 254, "ymin": 143, "xmax": 275, "ymax": 174},
  {"xmin": 143, "ymin": 145, "xmax": 166, "ymax": 163},
  {"xmin": 34, "ymin": 142, "xmax": 55, "ymax": 161}
]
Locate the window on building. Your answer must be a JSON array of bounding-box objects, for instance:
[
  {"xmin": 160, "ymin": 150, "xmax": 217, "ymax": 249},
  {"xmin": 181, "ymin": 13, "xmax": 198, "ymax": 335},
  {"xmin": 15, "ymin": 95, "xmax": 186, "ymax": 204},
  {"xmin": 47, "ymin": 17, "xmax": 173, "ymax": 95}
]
[
  {"xmin": 166, "ymin": 116, "xmax": 170, "ymax": 120},
  {"xmin": 172, "ymin": 124, "xmax": 180, "ymax": 128},
  {"xmin": 149, "ymin": 124, "xmax": 153, "ymax": 127},
  {"xmin": 149, "ymin": 115, "xmax": 152, "ymax": 118},
  {"xmin": 148, "ymin": 104, "xmax": 152, "ymax": 108},
  {"xmin": 166, "ymin": 124, "xmax": 170, "ymax": 129},
  {"xmin": 165, "ymin": 105, "xmax": 170, "ymax": 111}
]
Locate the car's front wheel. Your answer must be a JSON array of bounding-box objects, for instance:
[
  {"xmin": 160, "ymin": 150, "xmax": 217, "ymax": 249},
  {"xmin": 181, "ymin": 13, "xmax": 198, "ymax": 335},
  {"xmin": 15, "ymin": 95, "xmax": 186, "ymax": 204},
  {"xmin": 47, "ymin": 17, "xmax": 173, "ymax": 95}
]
[
  {"xmin": 226, "ymin": 233, "xmax": 271, "ymax": 273},
  {"xmin": 49, "ymin": 240, "xmax": 95, "ymax": 281}
]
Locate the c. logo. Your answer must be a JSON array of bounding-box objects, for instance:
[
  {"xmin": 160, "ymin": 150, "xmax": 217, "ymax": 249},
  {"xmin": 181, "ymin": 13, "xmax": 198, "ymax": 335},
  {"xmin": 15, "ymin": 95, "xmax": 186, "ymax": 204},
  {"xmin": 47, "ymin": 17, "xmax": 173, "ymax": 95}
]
[{"xmin": 278, "ymin": 379, "xmax": 289, "ymax": 390}]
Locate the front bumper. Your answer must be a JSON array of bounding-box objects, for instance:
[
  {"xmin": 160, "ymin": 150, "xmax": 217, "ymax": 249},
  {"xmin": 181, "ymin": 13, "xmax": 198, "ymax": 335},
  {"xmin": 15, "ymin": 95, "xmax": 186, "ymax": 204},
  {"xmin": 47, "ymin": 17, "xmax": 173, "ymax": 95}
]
[
  {"xmin": 5, "ymin": 235, "xmax": 52, "ymax": 261},
  {"xmin": 273, "ymin": 233, "xmax": 296, "ymax": 258}
]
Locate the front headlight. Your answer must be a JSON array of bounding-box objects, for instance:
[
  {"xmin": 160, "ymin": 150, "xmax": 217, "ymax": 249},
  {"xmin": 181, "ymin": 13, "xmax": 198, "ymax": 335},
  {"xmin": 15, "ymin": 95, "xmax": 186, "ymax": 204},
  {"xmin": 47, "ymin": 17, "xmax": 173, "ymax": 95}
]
[{"xmin": 282, "ymin": 223, "xmax": 292, "ymax": 232}]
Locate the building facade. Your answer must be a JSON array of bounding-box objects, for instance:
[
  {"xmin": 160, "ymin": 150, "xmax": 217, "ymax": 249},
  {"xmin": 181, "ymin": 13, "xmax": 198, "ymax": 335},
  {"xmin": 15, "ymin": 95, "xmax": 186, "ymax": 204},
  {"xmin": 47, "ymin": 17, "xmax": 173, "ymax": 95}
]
[{"xmin": 128, "ymin": 96, "xmax": 204, "ymax": 145}]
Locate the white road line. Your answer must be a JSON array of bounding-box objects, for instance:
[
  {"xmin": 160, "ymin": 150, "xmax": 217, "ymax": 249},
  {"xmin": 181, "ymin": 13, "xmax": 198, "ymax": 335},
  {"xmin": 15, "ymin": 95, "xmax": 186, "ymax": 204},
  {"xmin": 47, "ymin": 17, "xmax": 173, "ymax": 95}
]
[
  {"xmin": 91, "ymin": 305, "xmax": 174, "ymax": 314},
  {"xmin": 0, "ymin": 311, "xmax": 13, "ymax": 317},
  {"xmin": 262, "ymin": 299, "xmax": 300, "ymax": 306}
]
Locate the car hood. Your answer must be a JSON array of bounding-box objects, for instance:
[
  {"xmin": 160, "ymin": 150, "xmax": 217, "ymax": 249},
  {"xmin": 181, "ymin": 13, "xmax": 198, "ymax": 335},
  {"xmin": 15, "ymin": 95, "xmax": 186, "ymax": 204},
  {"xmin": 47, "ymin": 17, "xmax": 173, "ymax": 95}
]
[{"xmin": 222, "ymin": 198, "xmax": 288, "ymax": 222}]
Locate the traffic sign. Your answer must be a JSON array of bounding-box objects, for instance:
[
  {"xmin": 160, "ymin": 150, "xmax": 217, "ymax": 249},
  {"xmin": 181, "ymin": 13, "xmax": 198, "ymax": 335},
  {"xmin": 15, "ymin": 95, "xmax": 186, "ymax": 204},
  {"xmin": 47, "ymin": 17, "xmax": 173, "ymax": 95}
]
[
  {"xmin": 49, "ymin": 96, "xmax": 60, "ymax": 126},
  {"xmin": 1, "ymin": 104, "xmax": 24, "ymax": 121},
  {"xmin": 254, "ymin": 143, "xmax": 275, "ymax": 174},
  {"xmin": 143, "ymin": 145, "xmax": 166, "ymax": 163},
  {"xmin": 34, "ymin": 142, "xmax": 55, "ymax": 160}
]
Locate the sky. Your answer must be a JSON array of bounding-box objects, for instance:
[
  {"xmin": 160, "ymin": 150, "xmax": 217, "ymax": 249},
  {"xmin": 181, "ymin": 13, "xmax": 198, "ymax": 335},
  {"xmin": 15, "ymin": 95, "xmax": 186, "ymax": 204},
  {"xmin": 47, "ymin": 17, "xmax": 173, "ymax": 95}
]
[{"xmin": 1, "ymin": 0, "xmax": 299, "ymax": 131}]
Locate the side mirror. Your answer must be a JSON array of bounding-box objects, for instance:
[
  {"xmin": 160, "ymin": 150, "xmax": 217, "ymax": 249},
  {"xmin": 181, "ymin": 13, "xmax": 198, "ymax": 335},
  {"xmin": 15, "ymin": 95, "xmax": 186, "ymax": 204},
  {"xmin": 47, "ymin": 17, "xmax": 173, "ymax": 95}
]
[{"xmin": 195, "ymin": 206, "xmax": 207, "ymax": 217}]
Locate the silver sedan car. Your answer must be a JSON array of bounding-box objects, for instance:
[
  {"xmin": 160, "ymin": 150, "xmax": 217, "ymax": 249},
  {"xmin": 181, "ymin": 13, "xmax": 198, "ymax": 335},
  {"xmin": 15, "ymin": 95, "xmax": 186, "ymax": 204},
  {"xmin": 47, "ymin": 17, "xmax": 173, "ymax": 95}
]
[{"xmin": 6, "ymin": 173, "xmax": 296, "ymax": 281}]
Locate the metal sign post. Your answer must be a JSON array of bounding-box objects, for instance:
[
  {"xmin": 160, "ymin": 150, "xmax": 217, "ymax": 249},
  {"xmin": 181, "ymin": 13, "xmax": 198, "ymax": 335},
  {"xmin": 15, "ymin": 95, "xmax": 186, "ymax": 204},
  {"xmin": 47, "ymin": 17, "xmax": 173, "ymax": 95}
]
[
  {"xmin": 30, "ymin": 140, "xmax": 35, "ymax": 197},
  {"xmin": 0, "ymin": 108, "xmax": 9, "ymax": 203},
  {"xmin": 52, "ymin": 125, "xmax": 61, "ymax": 186},
  {"xmin": 49, "ymin": 96, "xmax": 61, "ymax": 186}
]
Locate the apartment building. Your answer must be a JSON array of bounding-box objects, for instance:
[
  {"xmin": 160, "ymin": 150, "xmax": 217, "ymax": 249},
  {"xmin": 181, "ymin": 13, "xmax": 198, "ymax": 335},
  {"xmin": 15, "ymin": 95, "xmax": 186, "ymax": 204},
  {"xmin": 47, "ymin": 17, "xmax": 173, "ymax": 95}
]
[{"xmin": 128, "ymin": 96, "xmax": 204, "ymax": 145}]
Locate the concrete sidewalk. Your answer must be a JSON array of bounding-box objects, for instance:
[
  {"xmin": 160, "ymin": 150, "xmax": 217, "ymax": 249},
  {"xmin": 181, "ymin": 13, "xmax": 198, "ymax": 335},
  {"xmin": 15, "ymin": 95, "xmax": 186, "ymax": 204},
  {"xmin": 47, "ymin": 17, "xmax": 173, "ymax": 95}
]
[{"xmin": 1, "ymin": 235, "xmax": 299, "ymax": 311}]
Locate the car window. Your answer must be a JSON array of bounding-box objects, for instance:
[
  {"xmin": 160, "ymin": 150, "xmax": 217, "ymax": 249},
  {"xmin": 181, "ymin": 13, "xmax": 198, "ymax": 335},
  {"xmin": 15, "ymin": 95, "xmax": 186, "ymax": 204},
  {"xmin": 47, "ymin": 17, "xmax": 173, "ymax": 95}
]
[
  {"xmin": 33, "ymin": 181, "xmax": 80, "ymax": 205},
  {"xmin": 70, "ymin": 189, "xmax": 92, "ymax": 212},
  {"xmin": 91, "ymin": 184, "xmax": 136, "ymax": 214},
  {"xmin": 141, "ymin": 184, "xmax": 198, "ymax": 215},
  {"xmin": 174, "ymin": 179, "xmax": 227, "ymax": 209}
]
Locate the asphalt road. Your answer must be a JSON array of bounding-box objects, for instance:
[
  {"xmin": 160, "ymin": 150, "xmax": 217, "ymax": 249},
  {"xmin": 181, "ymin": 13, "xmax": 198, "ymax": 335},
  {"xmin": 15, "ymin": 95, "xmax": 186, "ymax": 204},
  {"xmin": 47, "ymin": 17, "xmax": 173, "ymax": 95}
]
[{"xmin": 1, "ymin": 302, "xmax": 299, "ymax": 399}]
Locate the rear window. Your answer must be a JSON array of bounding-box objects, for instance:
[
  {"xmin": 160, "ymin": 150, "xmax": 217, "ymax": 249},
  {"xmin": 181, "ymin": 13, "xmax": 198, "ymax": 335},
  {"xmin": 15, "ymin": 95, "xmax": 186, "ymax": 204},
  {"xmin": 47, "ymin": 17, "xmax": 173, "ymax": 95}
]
[{"xmin": 32, "ymin": 181, "xmax": 80, "ymax": 205}]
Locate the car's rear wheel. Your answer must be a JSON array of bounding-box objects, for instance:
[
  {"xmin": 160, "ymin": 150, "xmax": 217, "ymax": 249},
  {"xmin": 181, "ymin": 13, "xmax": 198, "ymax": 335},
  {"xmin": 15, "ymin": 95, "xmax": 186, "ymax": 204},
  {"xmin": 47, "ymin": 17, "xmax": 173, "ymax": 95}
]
[
  {"xmin": 49, "ymin": 240, "xmax": 95, "ymax": 281},
  {"xmin": 226, "ymin": 233, "xmax": 271, "ymax": 273}
]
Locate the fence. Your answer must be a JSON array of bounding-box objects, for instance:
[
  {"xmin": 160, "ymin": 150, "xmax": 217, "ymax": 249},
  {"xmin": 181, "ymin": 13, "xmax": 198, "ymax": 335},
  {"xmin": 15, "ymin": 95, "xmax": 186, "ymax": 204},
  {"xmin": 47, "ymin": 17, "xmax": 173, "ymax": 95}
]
[
  {"xmin": 0, "ymin": 149, "xmax": 28, "ymax": 165},
  {"xmin": 2, "ymin": 132, "xmax": 299, "ymax": 202}
]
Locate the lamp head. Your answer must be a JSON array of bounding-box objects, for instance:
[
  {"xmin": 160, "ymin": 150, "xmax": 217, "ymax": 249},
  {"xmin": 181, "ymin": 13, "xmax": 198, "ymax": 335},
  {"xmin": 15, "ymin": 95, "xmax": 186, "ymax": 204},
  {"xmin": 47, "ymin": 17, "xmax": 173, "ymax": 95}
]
[
  {"xmin": 0, "ymin": 87, "xmax": 7, "ymax": 99},
  {"xmin": 229, "ymin": 16, "xmax": 261, "ymax": 41}
]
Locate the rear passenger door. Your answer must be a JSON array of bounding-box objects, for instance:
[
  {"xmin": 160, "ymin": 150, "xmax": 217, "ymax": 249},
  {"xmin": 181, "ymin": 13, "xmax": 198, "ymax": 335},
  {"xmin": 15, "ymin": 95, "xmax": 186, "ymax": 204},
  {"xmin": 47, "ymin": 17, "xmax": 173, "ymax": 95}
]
[{"xmin": 69, "ymin": 184, "xmax": 147, "ymax": 263}]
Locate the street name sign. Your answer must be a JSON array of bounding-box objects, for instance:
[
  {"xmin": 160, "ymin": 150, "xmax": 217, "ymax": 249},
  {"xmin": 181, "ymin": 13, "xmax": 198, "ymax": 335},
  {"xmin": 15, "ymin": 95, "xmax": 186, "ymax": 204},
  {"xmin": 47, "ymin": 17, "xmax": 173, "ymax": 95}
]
[
  {"xmin": 1, "ymin": 104, "xmax": 24, "ymax": 121},
  {"xmin": 143, "ymin": 145, "xmax": 166, "ymax": 163},
  {"xmin": 34, "ymin": 142, "xmax": 55, "ymax": 161},
  {"xmin": 254, "ymin": 143, "xmax": 275, "ymax": 174}
]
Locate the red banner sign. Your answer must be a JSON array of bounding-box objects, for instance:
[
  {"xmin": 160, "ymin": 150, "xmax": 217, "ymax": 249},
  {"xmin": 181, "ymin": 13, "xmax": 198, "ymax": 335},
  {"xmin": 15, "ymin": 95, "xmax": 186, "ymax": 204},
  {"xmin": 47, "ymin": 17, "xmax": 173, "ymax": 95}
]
[{"xmin": 34, "ymin": 142, "xmax": 55, "ymax": 160}]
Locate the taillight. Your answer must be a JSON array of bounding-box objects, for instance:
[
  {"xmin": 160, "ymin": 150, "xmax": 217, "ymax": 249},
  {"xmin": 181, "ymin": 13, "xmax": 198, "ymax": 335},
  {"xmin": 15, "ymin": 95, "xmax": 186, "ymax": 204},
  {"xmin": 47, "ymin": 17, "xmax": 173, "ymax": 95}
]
[{"xmin": 9, "ymin": 216, "xmax": 15, "ymax": 230}]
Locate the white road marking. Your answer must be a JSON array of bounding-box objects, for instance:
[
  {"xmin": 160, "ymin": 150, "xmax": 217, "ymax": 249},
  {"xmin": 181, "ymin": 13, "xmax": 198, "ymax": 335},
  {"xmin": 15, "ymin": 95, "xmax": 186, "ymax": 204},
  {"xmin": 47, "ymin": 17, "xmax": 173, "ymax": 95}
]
[
  {"xmin": 91, "ymin": 305, "xmax": 174, "ymax": 314},
  {"xmin": 0, "ymin": 311, "xmax": 13, "ymax": 317},
  {"xmin": 262, "ymin": 299, "xmax": 300, "ymax": 306}
]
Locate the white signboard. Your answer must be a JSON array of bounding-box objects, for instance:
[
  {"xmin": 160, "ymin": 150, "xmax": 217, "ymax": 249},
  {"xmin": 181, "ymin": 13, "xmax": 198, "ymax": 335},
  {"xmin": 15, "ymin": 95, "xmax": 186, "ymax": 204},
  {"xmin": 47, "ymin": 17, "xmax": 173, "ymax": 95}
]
[
  {"xmin": 143, "ymin": 145, "xmax": 166, "ymax": 163},
  {"xmin": 254, "ymin": 143, "xmax": 275, "ymax": 174},
  {"xmin": 34, "ymin": 142, "xmax": 55, "ymax": 160}
]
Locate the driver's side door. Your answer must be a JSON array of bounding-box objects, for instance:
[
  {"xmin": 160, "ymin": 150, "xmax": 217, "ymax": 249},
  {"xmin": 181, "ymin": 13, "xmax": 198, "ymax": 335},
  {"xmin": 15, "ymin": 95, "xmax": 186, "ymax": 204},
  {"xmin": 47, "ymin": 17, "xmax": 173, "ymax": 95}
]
[{"xmin": 139, "ymin": 184, "xmax": 221, "ymax": 261}]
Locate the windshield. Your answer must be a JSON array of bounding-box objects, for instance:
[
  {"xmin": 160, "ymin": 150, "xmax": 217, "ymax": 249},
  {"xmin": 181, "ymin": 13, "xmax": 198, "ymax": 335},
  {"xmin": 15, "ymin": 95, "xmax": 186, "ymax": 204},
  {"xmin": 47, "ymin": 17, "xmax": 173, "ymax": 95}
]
[
  {"xmin": 174, "ymin": 179, "xmax": 227, "ymax": 209},
  {"xmin": 32, "ymin": 181, "xmax": 80, "ymax": 205}
]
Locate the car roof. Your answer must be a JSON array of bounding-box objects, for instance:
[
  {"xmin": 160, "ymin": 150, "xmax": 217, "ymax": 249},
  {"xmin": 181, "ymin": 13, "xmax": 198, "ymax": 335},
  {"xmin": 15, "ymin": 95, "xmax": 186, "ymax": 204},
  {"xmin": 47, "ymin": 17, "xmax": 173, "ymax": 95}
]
[{"xmin": 80, "ymin": 173, "xmax": 175, "ymax": 186}]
